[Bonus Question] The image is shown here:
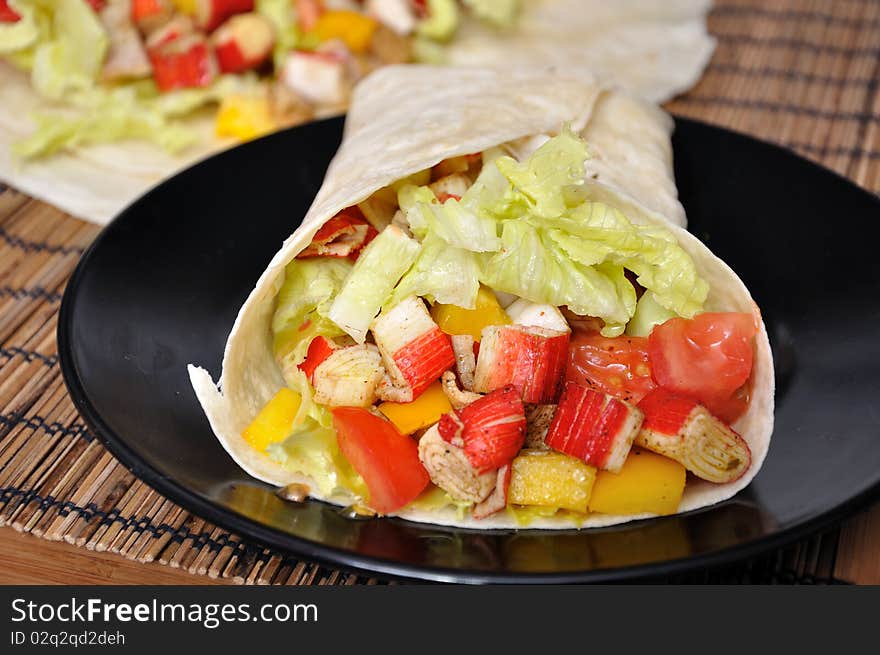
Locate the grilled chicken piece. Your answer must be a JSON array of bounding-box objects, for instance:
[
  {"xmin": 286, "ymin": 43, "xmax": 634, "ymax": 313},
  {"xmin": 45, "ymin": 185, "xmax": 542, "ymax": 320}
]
[
  {"xmin": 637, "ymin": 389, "xmax": 752, "ymax": 483},
  {"xmin": 99, "ymin": 1, "xmax": 152, "ymax": 81},
  {"xmin": 472, "ymin": 464, "xmax": 510, "ymax": 519},
  {"xmin": 366, "ymin": 0, "xmax": 417, "ymax": 36},
  {"xmin": 429, "ymin": 173, "xmax": 471, "ymax": 202},
  {"xmin": 441, "ymin": 371, "xmax": 481, "ymax": 410},
  {"xmin": 418, "ymin": 425, "xmax": 496, "ymax": 504},
  {"xmin": 375, "ymin": 373, "xmax": 414, "ymax": 403},
  {"xmin": 390, "ymin": 209, "xmax": 412, "ymax": 237},
  {"xmin": 368, "ymin": 22, "xmax": 412, "ymax": 64},
  {"xmin": 281, "ymin": 50, "xmax": 350, "ymax": 107},
  {"xmin": 269, "ymin": 80, "xmax": 315, "ymax": 128},
  {"xmin": 312, "ymin": 344, "xmax": 385, "ymax": 407},
  {"xmin": 450, "ymin": 334, "xmax": 476, "ymax": 390},
  {"xmin": 524, "ymin": 404, "xmax": 556, "ymax": 450}
]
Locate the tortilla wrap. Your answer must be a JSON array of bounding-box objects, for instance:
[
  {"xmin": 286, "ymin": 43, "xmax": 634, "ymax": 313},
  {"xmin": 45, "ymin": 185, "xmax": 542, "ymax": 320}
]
[
  {"xmin": 188, "ymin": 65, "xmax": 773, "ymax": 529},
  {"xmin": 0, "ymin": 0, "xmax": 714, "ymax": 225}
]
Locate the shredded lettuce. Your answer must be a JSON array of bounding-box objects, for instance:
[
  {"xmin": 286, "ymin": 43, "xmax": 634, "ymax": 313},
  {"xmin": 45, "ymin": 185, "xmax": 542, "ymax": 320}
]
[
  {"xmin": 266, "ymin": 417, "xmax": 368, "ymax": 499},
  {"xmin": 256, "ymin": 0, "xmax": 301, "ymax": 70},
  {"xmin": 462, "ymin": 0, "xmax": 520, "ymax": 28},
  {"xmin": 272, "ymin": 257, "xmax": 352, "ymax": 380},
  {"xmin": 2, "ymin": 0, "xmax": 260, "ymax": 159},
  {"xmin": 0, "ymin": 0, "xmax": 42, "ymax": 55},
  {"xmin": 13, "ymin": 88, "xmax": 195, "ymax": 158},
  {"xmin": 268, "ymin": 259, "xmax": 371, "ymax": 500},
  {"xmin": 327, "ymin": 226, "xmax": 420, "ymax": 342},
  {"xmin": 494, "ymin": 128, "xmax": 588, "ymax": 219},
  {"xmin": 402, "ymin": 186, "xmax": 500, "ymax": 252},
  {"xmin": 626, "ymin": 290, "xmax": 676, "ymax": 337},
  {"xmin": 389, "ymin": 129, "xmax": 707, "ymax": 334},
  {"xmin": 417, "ymin": 0, "xmax": 459, "ymax": 42},
  {"xmin": 19, "ymin": 0, "xmax": 108, "ymax": 100},
  {"xmin": 389, "ymin": 233, "xmax": 480, "ymax": 309},
  {"xmin": 13, "ymin": 76, "xmax": 259, "ymax": 159},
  {"xmin": 479, "ymin": 220, "xmax": 635, "ymax": 335}
]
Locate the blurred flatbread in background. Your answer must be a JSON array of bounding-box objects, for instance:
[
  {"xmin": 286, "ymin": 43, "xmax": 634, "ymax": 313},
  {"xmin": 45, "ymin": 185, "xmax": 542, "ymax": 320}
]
[
  {"xmin": 0, "ymin": 0, "xmax": 714, "ymax": 225},
  {"xmin": 0, "ymin": 62, "xmax": 223, "ymax": 223},
  {"xmin": 446, "ymin": 0, "xmax": 715, "ymax": 103}
]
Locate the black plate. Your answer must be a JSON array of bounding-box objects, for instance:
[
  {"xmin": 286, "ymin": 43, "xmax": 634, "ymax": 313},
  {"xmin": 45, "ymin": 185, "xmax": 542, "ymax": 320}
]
[{"xmin": 58, "ymin": 117, "xmax": 880, "ymax": 583}]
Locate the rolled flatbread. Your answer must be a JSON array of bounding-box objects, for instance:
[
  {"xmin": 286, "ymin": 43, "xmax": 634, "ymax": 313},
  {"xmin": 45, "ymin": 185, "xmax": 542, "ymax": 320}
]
[{"xmin": 189, "ymin": 66, "xmax": 773, "ymax": 529}]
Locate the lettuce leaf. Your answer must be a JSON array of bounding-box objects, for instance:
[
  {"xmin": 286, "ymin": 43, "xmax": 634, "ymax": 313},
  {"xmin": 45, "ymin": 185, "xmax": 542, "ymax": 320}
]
[
  {"xmin": 479, "ymin": 220, "xmax": 634, "ymax": 334},
  {"xmin": 403, "ymin": 190, "xmax": 500, "ymax": 252},
  {"xmin": 389, "ymin": 233, "xmax": 480, "ymax": 309},
  {"xmin": 626, "ymin": 290, "xmax": 676, "ymax": 337},
  {"xmin": 272, "ymin": 257, "xmax": 352, "ymax": 379},
  {"xmin": 13, "ymin": 89, "xmax": 196, "ymax": 158},
  {"xmin": 462, "ymin": 0, "xmax": 520, "ymax": 27},
  {"xmin": 417, "ymin": 0, "xmax": 459, "ymax": 42},
  {"xmin": 0, "ymin": 0, "xmax": 42, "ymax": 55},
  {"xmin": 25, "ymin": 0, "xmax": 108, "ymax": 100},
  {"xmin": 494, "ymin": 127, "xmax": 587, "ymax": 219},
  {"xmin": 14, "ymin": 76, "xmax": 257, "ymax": 159},
  {"xmin": 392, "ymin": 130, "xmax": 707, "ymax": 334},
  {"xmin": 268, "ymin": 261, "xmax": 368, "ymax": 500},
  {"xmin": 266, "ymin": 416, "xmax": 368, "ymax": 499},
  {"xmin": 256, "ymin": 0, "xmax": 301, "ymax": 70},
  {"xmin": 327, "ymin": 226, "xmax": 420, "ymax": 342}
]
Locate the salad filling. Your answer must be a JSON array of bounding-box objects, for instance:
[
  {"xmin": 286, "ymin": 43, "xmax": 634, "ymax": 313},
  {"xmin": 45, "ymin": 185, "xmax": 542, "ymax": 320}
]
[
  {"xmin": 0, "ymin": 0, "xmax": 521, "ymax": 158},
  {"xmin": 242, "ymin": 129, "xmax": 761, "ymax": 523}
]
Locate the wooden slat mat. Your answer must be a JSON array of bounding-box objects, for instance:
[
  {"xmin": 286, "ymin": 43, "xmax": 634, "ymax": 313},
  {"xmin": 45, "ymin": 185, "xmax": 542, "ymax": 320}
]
[{"xmin": 1, "ymin": 0, "xmax": 878, "ymax": 584}]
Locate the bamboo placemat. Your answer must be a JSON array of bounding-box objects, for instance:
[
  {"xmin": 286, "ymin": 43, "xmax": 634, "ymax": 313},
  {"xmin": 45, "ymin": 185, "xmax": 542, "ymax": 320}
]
[{"xmin": 1, "ymin": 0, "xmax": 879, "ymax": 585}]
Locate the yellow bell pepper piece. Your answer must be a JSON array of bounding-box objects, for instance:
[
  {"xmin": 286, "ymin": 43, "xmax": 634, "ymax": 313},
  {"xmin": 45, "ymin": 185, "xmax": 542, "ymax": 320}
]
[
  {"xmin": 215, "ymin": 94, "xmax": 277, "ymax": 142},
  {"xmin": 242, "ymin": 388, "xmax": 302, "ymax": 452},
  {"xmin": 313, "ymin": 11, "xmax": 378, "ymax": 54},
  {"xmin": 170, "ymin": 0, "xmax": 196, "ymax": 14},
  {"xmin": 508, "ymin": 450, "xmax": 597, "ymax": 514},
  {"xmin": 378, "ymin": 381, "xmax": 452, "ymax": 435},
  {"xmin": 431, "ymin": 286, "xmax": 511, "ymax": 342},
  {"xmin": 589, "ymin": 449, "xmax": 686, "ymax": 516}
]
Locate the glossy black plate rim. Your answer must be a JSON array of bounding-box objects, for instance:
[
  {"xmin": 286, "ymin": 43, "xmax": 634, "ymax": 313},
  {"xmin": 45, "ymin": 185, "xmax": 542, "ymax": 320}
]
[{"xmin": 57, "ymin": 116, "xmax": 880, "ymax": 584}]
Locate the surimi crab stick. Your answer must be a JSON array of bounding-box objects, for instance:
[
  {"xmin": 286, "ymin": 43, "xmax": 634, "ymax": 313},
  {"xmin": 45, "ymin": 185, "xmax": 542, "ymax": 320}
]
[
  {"xmin": 636, "ymin": 389, "xmax": 752, "ymax": 483},
  {"xmin": 297, "ymin": 336, "xmax": 336, "ymax": 383},
  {"xmin": 194, "ymin": 0, "xmax": 254, "ymax": 32},
  {"xmin": 545, "ymin": 382, "xmax": 644, "ymax": 473},
  {"xmin": 473, "ymin": 325, "xmax": 569, "ymax": 404},
  {"xmin": 212, "ymin": 12, "xmax": 275, "ymax": 73},
  {"xmin": 372, "ymin": 296, "xmax": 455, "ymax": 402},
  {"xmin": 438, "ymin": 385, "xmax": 526, "ymax": 473},
  {"xmin": 132, "ymin": 0, "xmax": 173, "ymax": 33},
  {"xmin": 296, "ymin": 208, "xmax": 377, "ymax": 259},
  {"xmin": 148, "ymin": 34, "xmax": 217, "ymax": 91}
]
